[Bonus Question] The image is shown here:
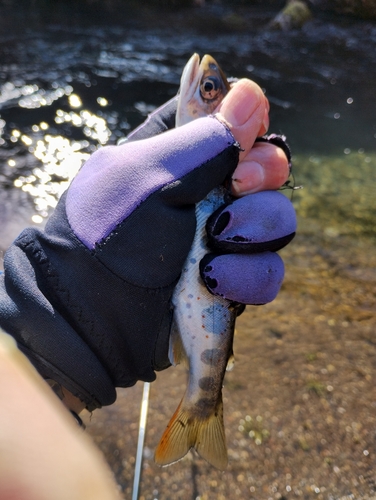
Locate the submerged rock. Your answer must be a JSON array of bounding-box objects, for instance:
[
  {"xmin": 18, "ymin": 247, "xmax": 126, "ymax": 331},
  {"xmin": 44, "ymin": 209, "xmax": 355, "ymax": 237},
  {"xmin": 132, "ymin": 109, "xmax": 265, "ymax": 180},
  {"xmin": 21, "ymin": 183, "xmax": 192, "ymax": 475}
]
[{"xmin": 269, "ymin": 0, "xmax": 312, "ymax": 31}]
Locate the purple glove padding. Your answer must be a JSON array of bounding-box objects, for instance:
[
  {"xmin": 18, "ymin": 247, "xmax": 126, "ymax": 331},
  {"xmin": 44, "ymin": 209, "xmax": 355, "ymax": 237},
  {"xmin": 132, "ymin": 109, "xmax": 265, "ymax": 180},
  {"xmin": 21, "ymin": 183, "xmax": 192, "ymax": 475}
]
[
  {"xmin": 207, "ymin": 191, "xmax": 297, "ymax": 254},
  {"xmin": 201, "ymin": 190, "xmax": 296, "ymax": 304},
  {"xmin": 200, "ymin": 252, "xmax": 284, "ymax": 304},
  {"xmin": 67, "ymin": 116, "xmax": 235, "ymax": 249}
]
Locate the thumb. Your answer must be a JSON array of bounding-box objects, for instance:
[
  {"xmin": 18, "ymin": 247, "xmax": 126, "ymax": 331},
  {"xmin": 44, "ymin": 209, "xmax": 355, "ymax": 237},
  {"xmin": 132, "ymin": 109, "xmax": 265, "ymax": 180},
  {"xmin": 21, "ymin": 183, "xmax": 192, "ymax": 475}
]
[{"xmin": 215, "ymin": 79, "xmax": 269, "ymax": 161}]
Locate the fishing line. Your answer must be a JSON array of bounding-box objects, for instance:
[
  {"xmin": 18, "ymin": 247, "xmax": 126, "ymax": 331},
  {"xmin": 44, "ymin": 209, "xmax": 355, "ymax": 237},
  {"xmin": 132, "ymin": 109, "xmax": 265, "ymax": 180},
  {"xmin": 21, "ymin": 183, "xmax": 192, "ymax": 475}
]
[
  {"xmin": 279, "ymin": 172, "xmax": 303, "ymax": 201},
  {"xmin": 132, "ymin": 382, "xmax": 151, "ymax": 500}
]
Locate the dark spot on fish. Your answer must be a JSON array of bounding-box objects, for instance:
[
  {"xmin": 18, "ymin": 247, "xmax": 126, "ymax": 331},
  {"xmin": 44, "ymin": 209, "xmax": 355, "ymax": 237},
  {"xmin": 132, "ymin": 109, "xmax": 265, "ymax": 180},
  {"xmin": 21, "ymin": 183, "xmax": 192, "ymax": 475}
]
[
  {"xmin": 199, "ymin": 377, "xmax": 215, "ymax": 392},
  {"xmin": 178, "ymin": 420, "xmax": 185, "ymax": 428},
  {"xmin": 204, "ymin": 265, "xmax": 213, "ymax": 272},
  {"xmin": 188, "ymin": 294, "xmax": 193, "ymax": 299},
  {"xmin": 194, "ymin": 397, "xmax": 217, "ymax": 417},
  {"xmin": 201, "ymin": 348, "xmax": 223, "ymax": 365},
  {"xmin": 186, "ymin": 303, "xmax": 191, "ymax": 308},
  {"xmin": 190, "ymin": 258, "xmax": 197, "ymax": 264}
]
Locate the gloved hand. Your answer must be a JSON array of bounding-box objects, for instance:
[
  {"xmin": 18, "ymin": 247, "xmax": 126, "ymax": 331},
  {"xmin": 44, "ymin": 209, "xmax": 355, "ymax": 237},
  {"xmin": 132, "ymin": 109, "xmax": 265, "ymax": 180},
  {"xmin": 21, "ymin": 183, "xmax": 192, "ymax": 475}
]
[{"xmin": 0, "ymin": 80, "xmax": 295, "ymax": 411}]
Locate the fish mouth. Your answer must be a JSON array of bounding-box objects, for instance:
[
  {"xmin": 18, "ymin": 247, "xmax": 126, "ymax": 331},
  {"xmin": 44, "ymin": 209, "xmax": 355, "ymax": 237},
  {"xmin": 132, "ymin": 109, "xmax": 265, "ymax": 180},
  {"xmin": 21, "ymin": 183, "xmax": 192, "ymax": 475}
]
[
  {"xmin": 176, "ymin": 53, "xmax": 230, "ymax": 126},
  {"xmin": 178, "ymin": 53, "xmax": 201, "ymax": 107}
]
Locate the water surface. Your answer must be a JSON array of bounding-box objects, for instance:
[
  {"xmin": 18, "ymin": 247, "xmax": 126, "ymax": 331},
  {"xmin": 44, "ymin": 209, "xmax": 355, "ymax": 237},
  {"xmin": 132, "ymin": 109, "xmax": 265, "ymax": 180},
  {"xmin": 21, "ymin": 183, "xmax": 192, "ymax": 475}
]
[{"xmin": 0, "ymin": 7, "xmax": 375, "ymax": 255}]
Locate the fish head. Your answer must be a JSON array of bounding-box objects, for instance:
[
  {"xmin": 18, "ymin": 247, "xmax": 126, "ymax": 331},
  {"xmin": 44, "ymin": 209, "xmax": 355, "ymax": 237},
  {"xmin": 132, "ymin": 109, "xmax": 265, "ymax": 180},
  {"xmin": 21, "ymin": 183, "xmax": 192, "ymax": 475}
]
[{"xmin": 176, "ymin": 53, "xmax": 230, "ymax": 126}]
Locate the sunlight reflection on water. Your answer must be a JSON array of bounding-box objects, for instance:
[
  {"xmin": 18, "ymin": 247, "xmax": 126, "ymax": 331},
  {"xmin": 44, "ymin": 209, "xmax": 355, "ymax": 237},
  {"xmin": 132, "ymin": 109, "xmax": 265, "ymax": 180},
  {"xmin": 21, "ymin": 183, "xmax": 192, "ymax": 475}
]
[
  {"xmin": 1, "ymin": 79, "xmax": 115, "ymax": 230},
  {"xmin": 0, "ymin": 76, "xmax": 122, "ymax": 260},
  {"xmin": 15, "ymin": 135, "xmax": 89, "ymax": 216},
  {"xmin": 6, "ymin": 89, "xmax": 111, "ymax": 217}
]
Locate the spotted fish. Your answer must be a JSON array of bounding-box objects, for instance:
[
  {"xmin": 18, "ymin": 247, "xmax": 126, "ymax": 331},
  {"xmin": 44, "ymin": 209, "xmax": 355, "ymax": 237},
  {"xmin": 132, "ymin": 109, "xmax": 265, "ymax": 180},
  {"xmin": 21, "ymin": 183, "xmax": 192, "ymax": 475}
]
[{"xmin": 154, "ymin": 54, "xmax": 239, "ymax": 470}]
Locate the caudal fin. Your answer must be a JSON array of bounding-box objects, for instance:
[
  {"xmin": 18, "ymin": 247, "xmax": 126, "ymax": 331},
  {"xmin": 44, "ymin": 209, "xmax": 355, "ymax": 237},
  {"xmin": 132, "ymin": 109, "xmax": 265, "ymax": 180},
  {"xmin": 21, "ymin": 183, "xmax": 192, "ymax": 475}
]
[{"xmin": 154, "ymin": 395, "xmax": 228, "ymax": 470}]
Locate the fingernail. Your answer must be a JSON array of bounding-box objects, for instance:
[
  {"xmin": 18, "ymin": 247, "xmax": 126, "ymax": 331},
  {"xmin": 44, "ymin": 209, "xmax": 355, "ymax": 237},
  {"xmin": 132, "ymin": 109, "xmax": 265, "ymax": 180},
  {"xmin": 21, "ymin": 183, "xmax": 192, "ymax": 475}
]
[
  {"xmin": 232, "ymin": 161, "xmax": 265, "ymax": 195},
  {"xmin": 262, "ymin": 109, "xmax": 269, "ymax": 134}
]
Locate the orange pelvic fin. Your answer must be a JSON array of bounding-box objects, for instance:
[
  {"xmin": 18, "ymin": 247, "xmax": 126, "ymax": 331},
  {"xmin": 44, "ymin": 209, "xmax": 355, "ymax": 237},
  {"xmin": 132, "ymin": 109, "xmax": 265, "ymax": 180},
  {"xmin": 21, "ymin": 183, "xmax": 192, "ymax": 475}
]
[
  {"xmin": 168, "ymin": 320, "xmax": 189, "ymax": 368},
  {"xmin": 154, "ymin": 396, "xmax": 228, "ymax": 470}
]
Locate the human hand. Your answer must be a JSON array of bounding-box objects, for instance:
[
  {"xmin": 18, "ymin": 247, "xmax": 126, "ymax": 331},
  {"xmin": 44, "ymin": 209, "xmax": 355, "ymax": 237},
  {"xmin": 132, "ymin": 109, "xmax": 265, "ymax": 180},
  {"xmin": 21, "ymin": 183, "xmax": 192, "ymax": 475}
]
[
  {"xmin": 1, "ymin": 78, "xmax": 295, "ymax": 410},
  {"xmin": 198, "ymin": 78, "xmax": 295, "ymax": 303},
  {"xmin": 125, "ymin": 78, "xmax": 295, "ymax": 305}
]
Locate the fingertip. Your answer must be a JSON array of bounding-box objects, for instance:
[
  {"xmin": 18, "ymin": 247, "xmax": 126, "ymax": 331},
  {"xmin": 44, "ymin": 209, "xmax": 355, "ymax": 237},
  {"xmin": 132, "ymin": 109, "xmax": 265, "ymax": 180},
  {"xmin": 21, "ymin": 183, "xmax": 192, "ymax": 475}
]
[
  {"xmin": 231, "ymin": 142, "xmax": 290, "ymax": 195},
  {"xmin": 231, "ymin": 160, "xmax": 265, "ymax": 196},
  {"xmin": 216, "ymin": 78, "xmax": 266, "ymax": 129}
]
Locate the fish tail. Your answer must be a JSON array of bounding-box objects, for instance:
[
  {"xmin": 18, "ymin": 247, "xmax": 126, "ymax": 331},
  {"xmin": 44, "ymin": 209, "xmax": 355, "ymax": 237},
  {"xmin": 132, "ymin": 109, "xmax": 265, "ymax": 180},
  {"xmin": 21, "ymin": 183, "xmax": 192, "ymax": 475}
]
[{"xmin": 154, "ymin": 394, "xmax": 228, "ymax": 470}]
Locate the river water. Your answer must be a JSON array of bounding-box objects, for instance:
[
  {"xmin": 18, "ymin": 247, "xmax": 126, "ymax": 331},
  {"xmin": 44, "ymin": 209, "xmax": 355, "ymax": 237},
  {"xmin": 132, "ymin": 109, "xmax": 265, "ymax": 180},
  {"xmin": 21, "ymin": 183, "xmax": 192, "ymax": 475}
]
[
  {"xmin": 0, "ymin": 4, "xmax": 375, "ymax": 256},
  {"xmin": 0, "ymin": 3, "xmax": 375, "ymax": 499}
]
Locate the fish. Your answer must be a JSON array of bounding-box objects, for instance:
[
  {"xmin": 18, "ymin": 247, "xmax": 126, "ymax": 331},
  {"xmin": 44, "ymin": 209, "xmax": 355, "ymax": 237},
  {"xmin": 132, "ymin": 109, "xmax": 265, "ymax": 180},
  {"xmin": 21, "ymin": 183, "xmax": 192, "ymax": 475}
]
[{"xmin": 154, "ymin": 54, "xmax": 240, "ymax": 470}]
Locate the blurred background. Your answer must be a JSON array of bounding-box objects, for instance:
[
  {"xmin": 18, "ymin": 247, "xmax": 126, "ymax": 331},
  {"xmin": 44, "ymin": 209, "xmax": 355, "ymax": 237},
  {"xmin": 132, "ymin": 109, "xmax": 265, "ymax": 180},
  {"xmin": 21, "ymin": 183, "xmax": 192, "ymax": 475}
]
[{"xmin": 0, "ymin": 1, "xmax": 375, "ymax": 499}]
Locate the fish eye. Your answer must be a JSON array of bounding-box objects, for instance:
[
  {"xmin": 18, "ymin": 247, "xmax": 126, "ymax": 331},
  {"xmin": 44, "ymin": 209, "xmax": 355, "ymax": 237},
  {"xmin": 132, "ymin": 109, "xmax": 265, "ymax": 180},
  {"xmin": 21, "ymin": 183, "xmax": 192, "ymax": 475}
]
[{"xmin": 200, "ymin": 76, "xmax": 221, "ymax": 100}]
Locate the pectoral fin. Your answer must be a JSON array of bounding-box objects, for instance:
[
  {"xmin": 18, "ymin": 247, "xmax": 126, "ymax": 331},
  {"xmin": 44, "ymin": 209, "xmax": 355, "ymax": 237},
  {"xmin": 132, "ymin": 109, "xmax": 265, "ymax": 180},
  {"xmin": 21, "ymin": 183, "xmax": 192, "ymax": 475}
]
[
  {"xmin": 226, "ymin": 351, "xmax": 235, "ymax": 371},
  {"xmin": 168, "ymin": 319, "xmax": 187, "ymax": 367}
]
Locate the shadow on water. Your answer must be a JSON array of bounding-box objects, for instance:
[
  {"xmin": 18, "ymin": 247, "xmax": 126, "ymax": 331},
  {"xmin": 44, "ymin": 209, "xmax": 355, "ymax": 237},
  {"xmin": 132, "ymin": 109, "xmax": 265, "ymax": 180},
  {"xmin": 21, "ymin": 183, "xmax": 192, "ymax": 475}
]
[{"xmin": 0, "ymin": 2, "xmax": 376, "ymax": 498}]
